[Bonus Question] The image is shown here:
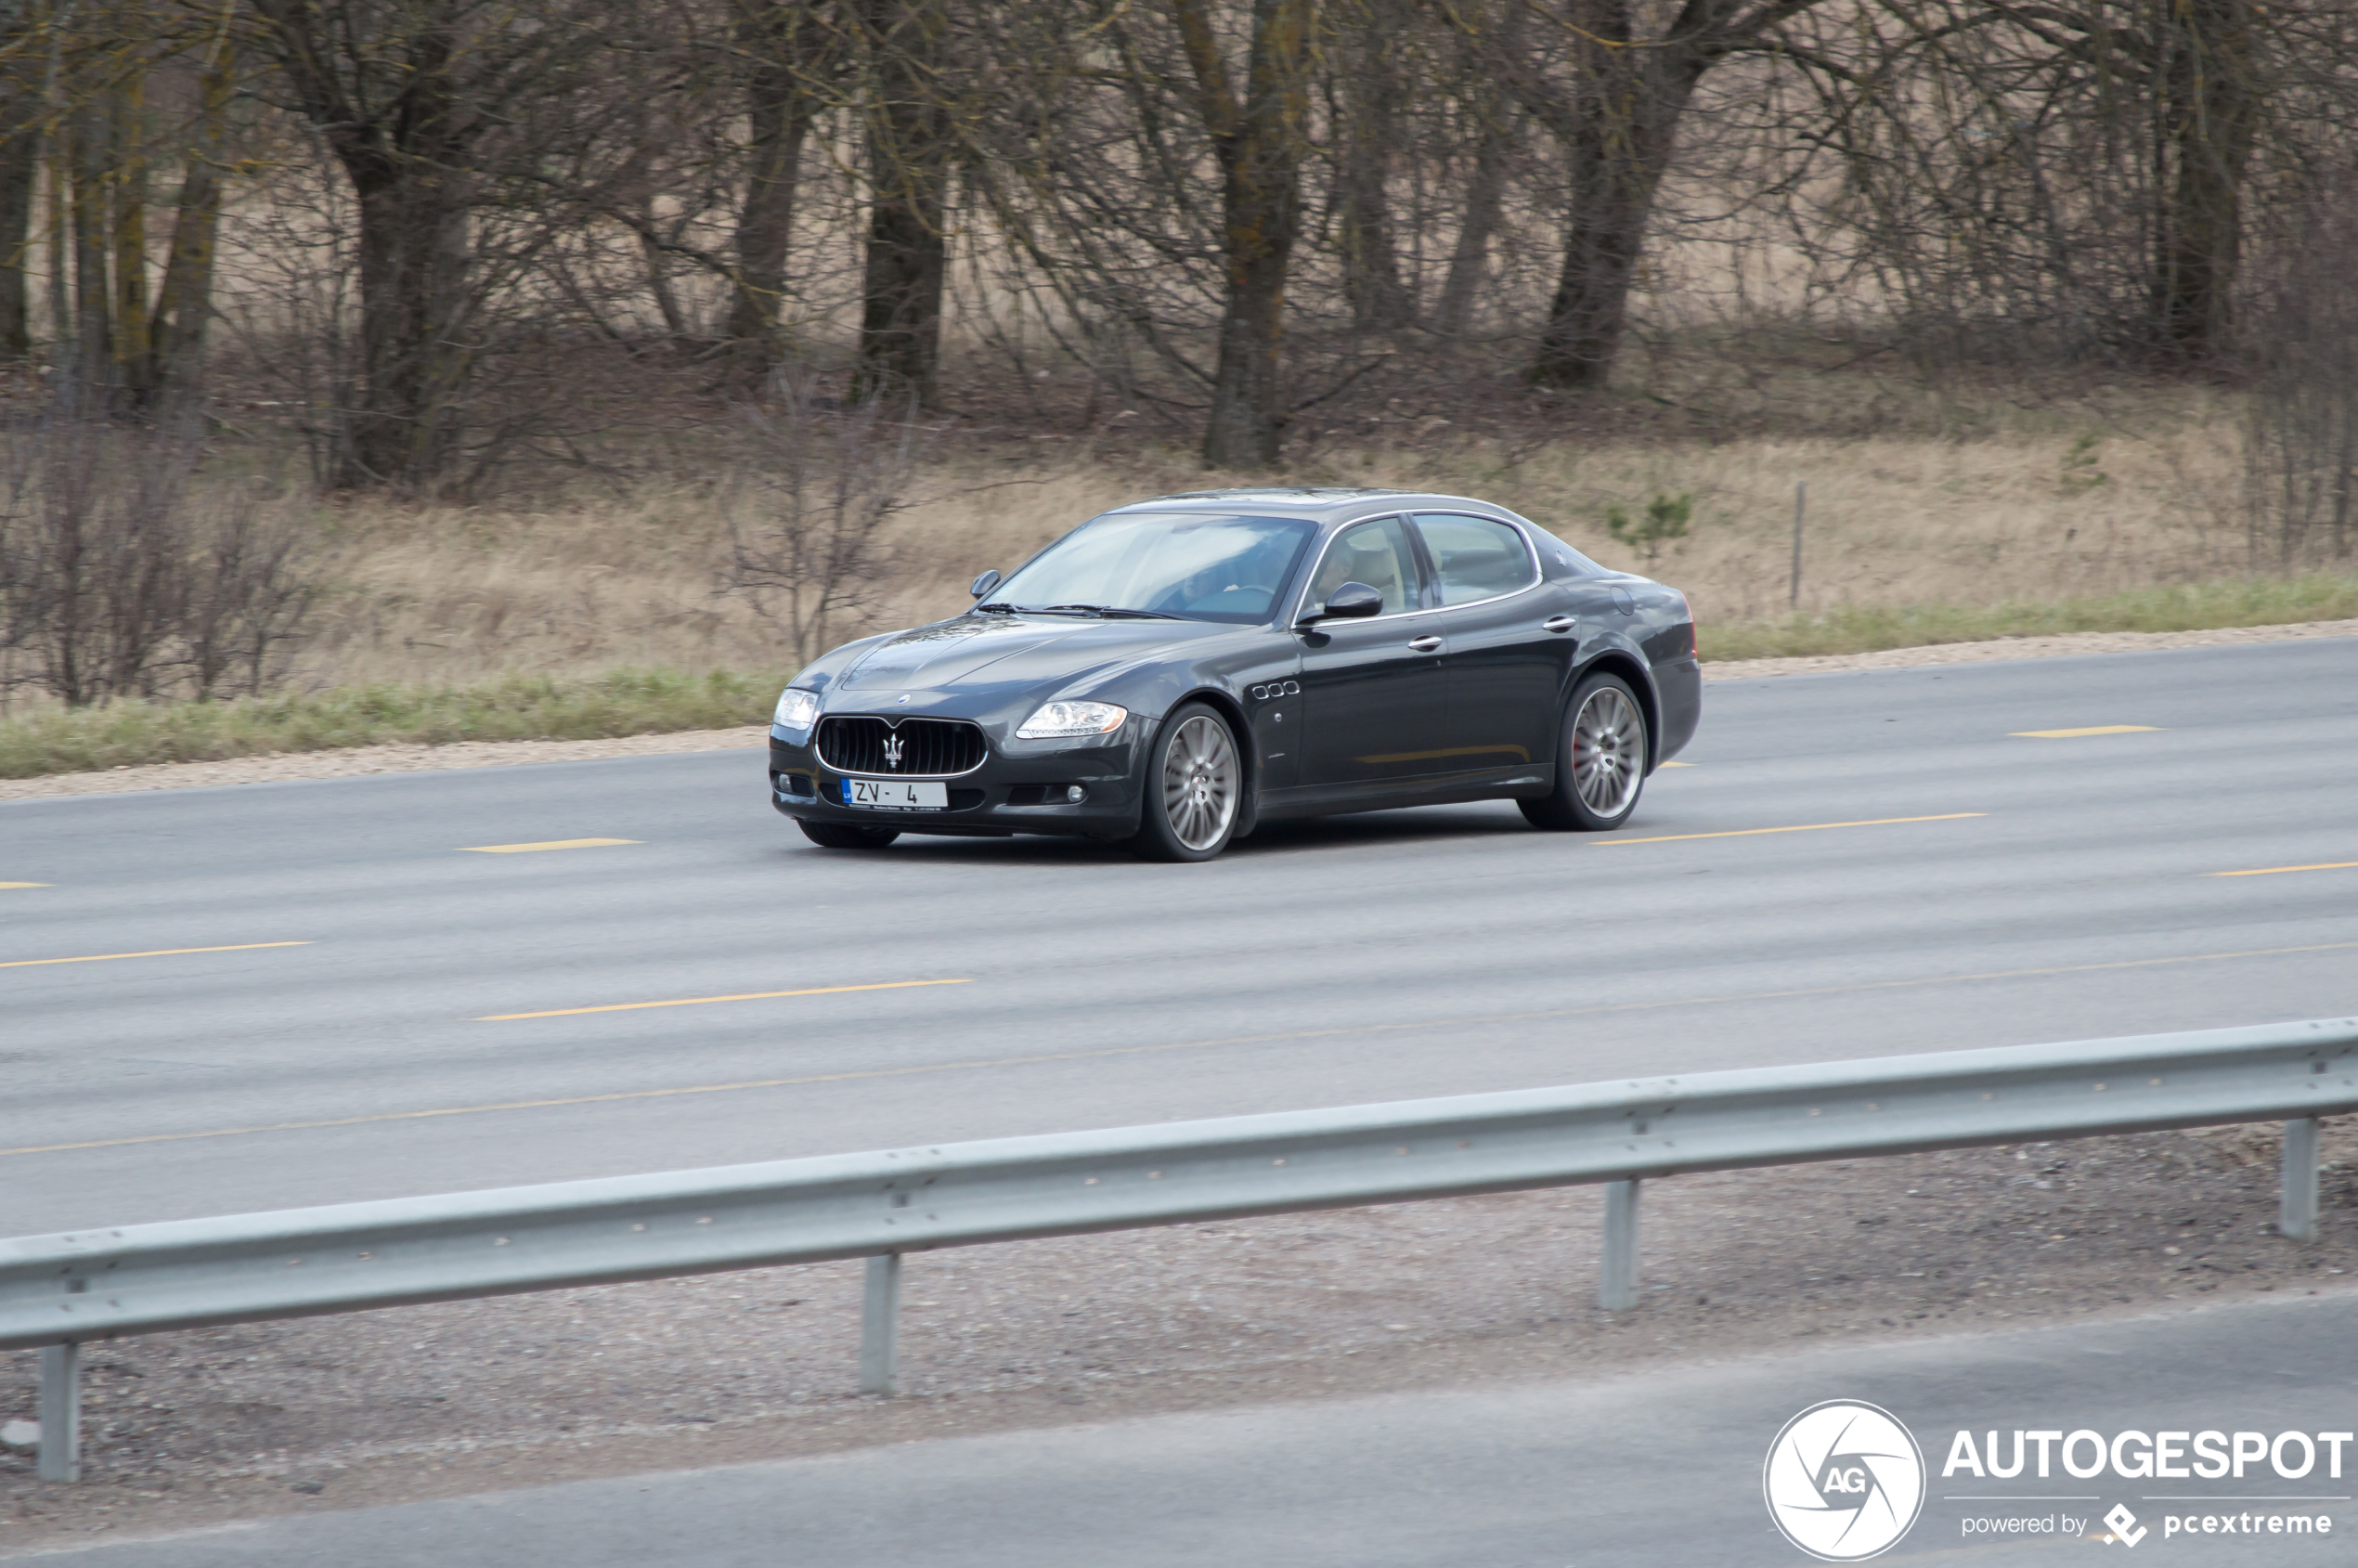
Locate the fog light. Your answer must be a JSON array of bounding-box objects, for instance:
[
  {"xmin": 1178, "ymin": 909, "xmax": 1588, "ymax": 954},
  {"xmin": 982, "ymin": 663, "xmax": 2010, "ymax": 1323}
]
[{"xmin": 1065, "ymin": 784, "xmax": 1087, "ymax": 802}]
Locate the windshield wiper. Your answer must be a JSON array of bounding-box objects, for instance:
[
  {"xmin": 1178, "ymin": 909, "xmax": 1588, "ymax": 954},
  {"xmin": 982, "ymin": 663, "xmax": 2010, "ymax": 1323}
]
[
  {"xmin": 1041, "ymin": 603, "xmax": 1182, "ymax": 620},
  {"xmin": 976, "ymin": 602, "xmax": 1182, "ymax": 620}
]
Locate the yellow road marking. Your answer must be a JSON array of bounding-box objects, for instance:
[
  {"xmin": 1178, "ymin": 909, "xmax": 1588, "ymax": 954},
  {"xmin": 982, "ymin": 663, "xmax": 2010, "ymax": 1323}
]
[
  {"xmin": 481, "ymin": 977, "xmax": 972, "ymax": 1021},
  {"xmin": 0, "ymin": 882, "xmax": 49, "ymax": 889},
  {"xmin": 0, "ymin": 940, "xmax": 311, "ymax": 971},
  {"xmin": 461, "ymin": 838, "xmax": 641, "ymax": 854},
  {"xmin": 1595, "ymin": 812, "xmax": 1984, "ymax": 846},
  {"xmin": 2209, "ymin": 861, "xmax": 2358, "ymax": 879},
  {"xmin": 1661, "ymin": 761, "xmax": 1693, "ymax": 768},
  {"xmin": 12, "ymin": 939, "xmax": 2354, "ymax": 1160},
  {"xmin": 2011, "ymin": 726, "xmax": 2163, "ymax": 739}
]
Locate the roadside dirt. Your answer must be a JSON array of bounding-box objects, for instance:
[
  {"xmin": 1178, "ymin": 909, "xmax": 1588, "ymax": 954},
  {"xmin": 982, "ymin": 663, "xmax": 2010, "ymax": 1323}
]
[
  {"xmin": 7, "ymin": 1119, "xmax": 2357, "ymax": 1554},
  {"xmin": 4, "ymin": 617, "xmax": 2353, "ymax": 806}
]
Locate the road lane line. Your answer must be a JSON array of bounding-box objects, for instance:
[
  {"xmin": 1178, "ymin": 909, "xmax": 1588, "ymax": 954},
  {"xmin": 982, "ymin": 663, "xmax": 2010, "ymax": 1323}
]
[
  {"xmin": 2011, "ymin": 726, "xmax": 2164, "ymax": 738},
  {"xmin": 461, "ymin": 838, "xmax": 641, "ymax": 854},
  {"xmin": 0, "ymin": 940, "xmax": 311, "ymax": 971},
  {"xmin": 0, "ymin": 882, "xmax": 49, "ymax": 889},
  {"xmin": 13, "ymin": 938, "xmax": 2355, "ymax": 1160},
  {"xmin": 2209, "ymin": 861, "xmax": 2358, "ymax": 878},
  {"xmin": 1595, "ymin": 812, "xmax": 1984, "ymax": 847},
  {"xmin": 480, "ymin": 977, "xmax": 973, "ymax": 1021}
]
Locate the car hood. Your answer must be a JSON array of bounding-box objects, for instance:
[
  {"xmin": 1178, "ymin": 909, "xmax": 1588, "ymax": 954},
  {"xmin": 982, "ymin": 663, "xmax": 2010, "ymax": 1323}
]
[{"xmin": 836, "ymin": 614, "xmax": 1230, "ymax": 692}]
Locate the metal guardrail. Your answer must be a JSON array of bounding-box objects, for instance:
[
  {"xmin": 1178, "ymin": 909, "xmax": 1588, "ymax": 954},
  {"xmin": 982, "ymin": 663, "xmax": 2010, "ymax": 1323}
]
[{"xmin": 6, "ymin": 1016, "xmax": 2354, "ymax": 1482}]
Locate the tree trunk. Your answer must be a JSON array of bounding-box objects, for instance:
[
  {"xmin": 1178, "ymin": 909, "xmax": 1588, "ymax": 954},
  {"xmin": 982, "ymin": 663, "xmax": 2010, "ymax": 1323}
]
[
  {"xmin": 344, "ymin": 160, "xmax": 471, "ymax": 486},
  {"xmin": 66, "ymin": 98, "xmax": 110, "ymax": 402},
  {"xmin": 1175, "ymin": 0, "xmax": 1315, "ymax": 469},
  {"xmin": 249, "ymin": 0, "xmax": 478, "ymax": 489},
  {"xmin": 110, "ymin": 62, "xmax": 153, "ymax": 406},
  {"xmin": 0, "ymin": 5, "xmax": 39, "ymax": 360},
  {"xmin": 725, "ymin": 0, "xmax": 818, "ymax": 361},
  {"xmin": 1435, "ymin": 98, "xmax": 1509, "ymax": 338},
  {"xmin": 1335, "ymin": 1, "xmax": 1406, "ymax": 331},
  {"xmin": 44, "ymin": 133, "xmax": 67, "ymax": 352},
  {"xmin": 1526, "ymin": 0, "xmax": 1697, "ymax": 389},
  {"xmin": 854, "ymin": 0, "xmax": 950, "ymax": 404},
  {"xmin": 149, "ymin": 26, "xmax": 235, "ymax": 404},
  {"xmin": 2152, "ymin": 0, "xmax": 2258, "ymax": 364}
]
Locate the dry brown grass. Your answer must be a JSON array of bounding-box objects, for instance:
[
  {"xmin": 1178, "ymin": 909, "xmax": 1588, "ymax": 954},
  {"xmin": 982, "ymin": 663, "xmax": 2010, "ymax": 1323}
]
[{"xmin": 277, "ymin": 382, "xmax": 2266, "ymax": 692}]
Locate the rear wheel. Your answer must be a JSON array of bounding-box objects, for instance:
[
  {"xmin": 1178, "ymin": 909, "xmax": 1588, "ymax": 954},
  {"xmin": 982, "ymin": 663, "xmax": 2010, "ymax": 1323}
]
[
  {"xmin": 1128, "ymin": 703, "xmax": 1242, "ymax": 862},
  {"xmin": 1521, "ymin": 671, "xmax": 1648, "ymax": 832},
  {"xmin": 797, "ymin": 820, "xmax": 900, "ymax": 849}
]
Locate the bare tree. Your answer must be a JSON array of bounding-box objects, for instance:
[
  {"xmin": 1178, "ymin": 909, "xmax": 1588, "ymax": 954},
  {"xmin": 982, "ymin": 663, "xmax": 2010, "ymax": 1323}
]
[
  {"xmin": 722, "ymin": 374, "xmax": 926, "ymax": 664},
  {"xmin": 2246, "ymin": 173, "xmax": 2358, "ymax": 566}
]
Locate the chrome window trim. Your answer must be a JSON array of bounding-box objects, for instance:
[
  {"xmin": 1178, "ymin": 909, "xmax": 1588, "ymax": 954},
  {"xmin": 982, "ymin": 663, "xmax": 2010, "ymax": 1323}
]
[
  {"xmin": 1289, "ymin": 508, "xmax": 1548, "ymax": 627},
  {"xmin": 1406, "ymin": 511, "xmax": 1546, "ymax": 615}
]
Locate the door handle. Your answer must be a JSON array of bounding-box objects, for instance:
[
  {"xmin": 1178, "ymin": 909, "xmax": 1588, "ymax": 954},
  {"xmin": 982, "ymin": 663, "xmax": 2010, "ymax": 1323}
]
[
  {"xmin": 1407, "ymin": 635, "xmax": 1444, "ymax": 653},
  {"xmin": 1543, "ymin": 616, "xmax": 1575, "ymax": 634}
]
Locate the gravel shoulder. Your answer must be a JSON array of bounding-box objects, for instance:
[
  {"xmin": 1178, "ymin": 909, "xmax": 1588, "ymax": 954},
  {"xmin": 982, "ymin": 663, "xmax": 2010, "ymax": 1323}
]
[
  {"xmin": 6, "ymin": 618, "xmax": 2355, "ymax": 805},
  {"xmin": 6, "ymin": 1120, "xmax": 2355, "ymax": 1553}
]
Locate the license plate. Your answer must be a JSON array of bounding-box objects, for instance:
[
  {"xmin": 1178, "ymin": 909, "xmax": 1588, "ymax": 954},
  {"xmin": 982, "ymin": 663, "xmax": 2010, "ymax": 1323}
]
[{"xmin": 842, "ymin": 778, "xmax": 948, "ymax": 811}]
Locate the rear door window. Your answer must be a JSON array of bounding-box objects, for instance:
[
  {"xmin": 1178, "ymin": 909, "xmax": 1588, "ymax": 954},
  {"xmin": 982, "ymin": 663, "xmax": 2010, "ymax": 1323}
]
[{"xmin": 1412, "ymin": 514, "xmax": 1536, "ymax": 605}]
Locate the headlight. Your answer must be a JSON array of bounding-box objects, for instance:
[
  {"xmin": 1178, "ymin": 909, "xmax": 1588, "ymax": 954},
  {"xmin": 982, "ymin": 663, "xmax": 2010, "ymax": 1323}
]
[
  {"xmin": 1017, "ymin": 700, "xmax": 1128, "ymax": 739},
  {"xmin": 773, "ymin": 687, "xmax": 821, "ymax": 730}
]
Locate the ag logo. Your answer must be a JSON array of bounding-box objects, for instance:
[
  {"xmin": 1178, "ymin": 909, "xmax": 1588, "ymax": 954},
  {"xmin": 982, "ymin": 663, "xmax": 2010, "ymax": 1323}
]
[{"xmin": 1763, "ymin": 1400, "xmax": 1925, "ymax": 1562}]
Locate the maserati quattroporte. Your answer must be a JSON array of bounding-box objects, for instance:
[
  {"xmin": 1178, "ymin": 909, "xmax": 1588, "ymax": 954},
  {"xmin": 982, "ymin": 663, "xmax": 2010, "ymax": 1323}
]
[{"xmin": 769, "ymin": 488, "xmax": 1699, "ymax": 861}]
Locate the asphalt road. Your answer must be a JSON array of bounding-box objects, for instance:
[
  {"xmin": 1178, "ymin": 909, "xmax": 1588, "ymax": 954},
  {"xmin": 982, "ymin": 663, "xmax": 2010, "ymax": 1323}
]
[
  {"xmin": 29, "ymin": 1289, "xmax": 2358, "ymax": 1566},
  {"xmin": 5, "ymin": 638, "xmax": 2356, "ymax": 1237}
]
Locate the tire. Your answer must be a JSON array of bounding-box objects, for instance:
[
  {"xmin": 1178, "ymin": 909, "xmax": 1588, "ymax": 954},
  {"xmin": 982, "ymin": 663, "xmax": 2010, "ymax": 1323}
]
[
  {"xmin": 1127, "ymin": 702, "xmax": 1244, "ymax": 862},
  {"xmin": 797, "ymin": 820, "xmax": 901, "ymax": 849},
  {"xmin": 1521, "ymin": 671, "xmax": 1649, "ymax": 833}
]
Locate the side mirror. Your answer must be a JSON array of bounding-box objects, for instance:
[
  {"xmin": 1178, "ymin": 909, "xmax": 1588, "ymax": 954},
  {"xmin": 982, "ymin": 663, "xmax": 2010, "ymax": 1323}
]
[
  {"xmin": 969, "ymin": 568, "xmax": 1002, "ymax": 599},
  {"xmin": 1302, "ymin": 581, "xmax": 1384, "ymax": 624}
]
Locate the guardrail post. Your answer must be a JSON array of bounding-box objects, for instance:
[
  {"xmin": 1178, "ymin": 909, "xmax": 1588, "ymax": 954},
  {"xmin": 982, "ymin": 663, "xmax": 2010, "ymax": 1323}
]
[
  {"xmin": 860, "ymin": 1253, "xmax": 902, "ymax": 1395},
  {"xmin": 2281, "ymin": 1118, "xmax": 2321, "ymax": 1243},
  {"xmin": 1600, "ymin": 1179, "xmax": 1641, "ymax": 1310},
  {"xmin": 36, "ymin": 1342, "xmax": 80, "ymax": 1483}
]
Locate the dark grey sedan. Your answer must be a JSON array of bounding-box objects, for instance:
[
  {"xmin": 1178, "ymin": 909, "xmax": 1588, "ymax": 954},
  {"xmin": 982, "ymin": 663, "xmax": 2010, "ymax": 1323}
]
[{"xmin": 768, "ymin": 487, "xmax": 1699, "ymax": 861}]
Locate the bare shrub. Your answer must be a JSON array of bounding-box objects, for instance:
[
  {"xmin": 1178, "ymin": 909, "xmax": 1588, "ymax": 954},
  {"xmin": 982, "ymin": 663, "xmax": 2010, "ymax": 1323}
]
[
  {"xmin": 2245, "ymin": 179, "xmax": 2358, "ymax": 568},
  {"xmin": 720, "ymin": 377, "xmax": 930, "ymax": 666},
  {"xmin": 0, "ymin": 420, "xmax": 323, "ymax": 707}
]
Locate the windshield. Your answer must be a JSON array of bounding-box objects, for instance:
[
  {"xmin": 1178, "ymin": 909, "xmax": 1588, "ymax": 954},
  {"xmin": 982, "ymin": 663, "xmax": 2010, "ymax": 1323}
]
[{"xmin": 987, "ymin": 513, "xmax": 1317, "ymax": 623}]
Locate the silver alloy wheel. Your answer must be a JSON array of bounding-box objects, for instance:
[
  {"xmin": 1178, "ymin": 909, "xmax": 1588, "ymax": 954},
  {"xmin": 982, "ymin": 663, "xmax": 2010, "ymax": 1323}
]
[
  {"xmin": 1571, "ymin": 684, "xmax": 1645, "ymax": 817},
  {"xmin": 1160, "ymin": 713, "xmax": 1239, "ymax": 851}
]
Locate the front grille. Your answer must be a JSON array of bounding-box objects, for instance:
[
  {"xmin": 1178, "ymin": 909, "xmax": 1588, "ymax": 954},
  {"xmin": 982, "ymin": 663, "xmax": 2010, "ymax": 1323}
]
[{"xmin": 817, "ymin": 716, "xmax": 987, "ymax": 777}]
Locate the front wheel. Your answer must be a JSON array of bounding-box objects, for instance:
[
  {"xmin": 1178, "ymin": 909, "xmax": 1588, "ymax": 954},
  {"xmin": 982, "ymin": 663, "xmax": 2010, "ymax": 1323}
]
[
  {"xmin": 1521, "ymin": 671, "xmax": 1649, "ymax": 832},
  {"xmin": 798, "ymin": 821, "xmax": 900, "ymax": 849},
  {"xmin": 1128, "ymin": 703, "xmax": 1243, "ymax": 862}
]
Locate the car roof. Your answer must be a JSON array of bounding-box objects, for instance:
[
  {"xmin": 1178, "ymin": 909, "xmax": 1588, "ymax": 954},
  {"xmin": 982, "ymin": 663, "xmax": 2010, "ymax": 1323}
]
[{"xmin": 1102, "ymin": 487, "xmax": 1517, "ymax": 526}]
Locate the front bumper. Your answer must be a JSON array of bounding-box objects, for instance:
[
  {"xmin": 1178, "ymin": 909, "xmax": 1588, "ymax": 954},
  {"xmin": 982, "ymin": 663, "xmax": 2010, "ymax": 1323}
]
[{"xmin": 768, "ymin": 727, "xmax": 1145, "ymax": 838}]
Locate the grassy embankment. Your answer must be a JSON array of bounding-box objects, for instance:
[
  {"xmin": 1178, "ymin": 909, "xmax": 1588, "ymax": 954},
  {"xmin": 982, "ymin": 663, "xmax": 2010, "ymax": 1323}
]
[
  {"xmin": 0, "ymin": 669, "xmax": 786, "ymax": 780},
  {"xmin": 5, "ymin": 382, "xmax": 2354, "ymax": 780}
]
